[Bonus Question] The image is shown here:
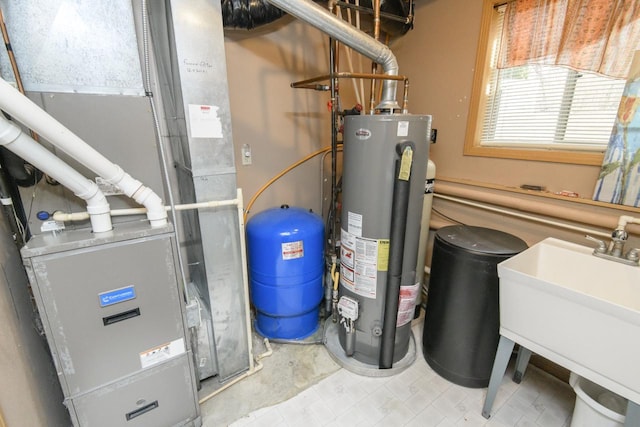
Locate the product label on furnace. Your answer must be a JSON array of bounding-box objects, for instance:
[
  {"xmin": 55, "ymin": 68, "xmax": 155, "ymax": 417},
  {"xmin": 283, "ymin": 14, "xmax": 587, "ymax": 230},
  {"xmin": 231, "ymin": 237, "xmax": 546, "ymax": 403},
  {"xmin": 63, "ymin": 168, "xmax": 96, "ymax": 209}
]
[
  {"xmin": 282, "ymin": 240, "xmax": 304, "ymax": 260},
  {"xmin": 340, "ymin": 229, "xmax": 389, "ymax": 299},
  {"xmin": 139, "ymin": 338, "xmax": 185, "ymax": 369},
  {"xmin": 99, "ymin": 285, "xmax": 136, "ymax": 307}
]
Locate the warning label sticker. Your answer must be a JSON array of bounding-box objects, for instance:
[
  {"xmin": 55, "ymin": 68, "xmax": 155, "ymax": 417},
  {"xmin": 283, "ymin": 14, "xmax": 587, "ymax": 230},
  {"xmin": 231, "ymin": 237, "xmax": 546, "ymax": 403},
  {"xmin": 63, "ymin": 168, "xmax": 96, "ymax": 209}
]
[
  {"xmin": 139, "ymin": 338, "xmax": 185, "ymax": 369},
  {"xmin": 282, "ymin": 240, "xmax": 304, "ymax": 260},
  {"xmin": 396, "ymin": 282, "xmax": 421, "ymax": 327},
  {"xmin": 340, "ymin": 229, "xmax": 386, "ymax": 298}
]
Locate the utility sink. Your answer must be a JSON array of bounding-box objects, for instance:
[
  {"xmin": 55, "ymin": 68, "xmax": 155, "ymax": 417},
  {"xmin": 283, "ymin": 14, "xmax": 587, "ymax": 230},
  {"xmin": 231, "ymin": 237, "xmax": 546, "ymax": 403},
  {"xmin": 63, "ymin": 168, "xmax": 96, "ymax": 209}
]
[{"xmin": 497, "ymin": 237, "xmax": 640, "ymax": 405}]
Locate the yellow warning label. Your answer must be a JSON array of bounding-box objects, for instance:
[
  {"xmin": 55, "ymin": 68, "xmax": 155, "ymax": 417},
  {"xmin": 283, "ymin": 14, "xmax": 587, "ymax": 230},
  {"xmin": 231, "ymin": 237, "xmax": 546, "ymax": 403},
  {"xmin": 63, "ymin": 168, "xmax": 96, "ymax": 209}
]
[{"xmin": 377, "ymin": 239, "xmax": 390, "ymax": 271}]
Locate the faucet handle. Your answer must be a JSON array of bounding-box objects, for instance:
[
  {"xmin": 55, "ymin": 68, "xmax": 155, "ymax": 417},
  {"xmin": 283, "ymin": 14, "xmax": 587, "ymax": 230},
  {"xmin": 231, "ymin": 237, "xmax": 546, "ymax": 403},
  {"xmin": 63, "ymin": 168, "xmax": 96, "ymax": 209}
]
[
  {"xmin": 612, "ymin": 229, "xmax": 629, "ymax": 241},
  {"xmin": 586, "ymin": 235, "xmax": 607, "ymax": 253},
  {"xmin": 626, "ymin": 248, "xmax": 640, "ymax": 263}
]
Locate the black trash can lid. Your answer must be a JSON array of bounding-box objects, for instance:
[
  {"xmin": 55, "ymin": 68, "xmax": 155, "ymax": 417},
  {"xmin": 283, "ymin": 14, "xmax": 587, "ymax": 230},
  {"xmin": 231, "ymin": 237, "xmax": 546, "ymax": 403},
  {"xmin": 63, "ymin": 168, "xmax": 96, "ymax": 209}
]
[{"xmin": 435, "ymin": 225, "xmax": 528, "ymax": 255}]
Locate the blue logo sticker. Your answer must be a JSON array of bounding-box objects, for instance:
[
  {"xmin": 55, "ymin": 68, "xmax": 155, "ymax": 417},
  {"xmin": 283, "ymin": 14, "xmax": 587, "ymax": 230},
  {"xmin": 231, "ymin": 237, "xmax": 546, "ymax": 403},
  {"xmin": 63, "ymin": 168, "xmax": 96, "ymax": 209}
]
[{"xmin": 99, "ymin": 286, "xmax": 136, "ymax": 307}]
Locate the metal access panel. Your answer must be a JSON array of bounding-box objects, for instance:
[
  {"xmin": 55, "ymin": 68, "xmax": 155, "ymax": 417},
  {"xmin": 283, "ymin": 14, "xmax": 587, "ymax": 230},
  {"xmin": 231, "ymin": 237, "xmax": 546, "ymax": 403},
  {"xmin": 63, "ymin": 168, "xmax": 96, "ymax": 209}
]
[
  {"xmin": 21, "ymin": 222, "xmax": 201, "ymax": 426},
  {"xmin": 67, "ymin": 354, "xmax": 199, "ymax": 427}
]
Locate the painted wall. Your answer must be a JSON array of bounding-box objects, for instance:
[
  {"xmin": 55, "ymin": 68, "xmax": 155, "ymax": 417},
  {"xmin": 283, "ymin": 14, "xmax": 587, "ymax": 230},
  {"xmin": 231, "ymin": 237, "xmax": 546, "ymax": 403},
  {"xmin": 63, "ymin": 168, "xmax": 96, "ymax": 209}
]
[
  {"xmin": 392, "ymin": 0, "xmax": 599, "ymax": 197},
  {"xmin": 224, "ymin": 19, "xmax": 337, "ymax": 220},
  {"xmin": 0, "ymin": 213, "xmax": 69, "ymax": 426},
  {"xmin": 223, "ymin": 2, "xmax": 638, "ymax": 254}
]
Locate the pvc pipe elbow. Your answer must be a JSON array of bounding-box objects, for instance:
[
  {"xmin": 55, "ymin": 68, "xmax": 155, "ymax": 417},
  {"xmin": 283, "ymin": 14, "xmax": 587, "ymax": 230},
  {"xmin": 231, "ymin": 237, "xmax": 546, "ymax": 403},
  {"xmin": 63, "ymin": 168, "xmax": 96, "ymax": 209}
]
[
  {"xmin": 80, "ymin": 186, "xmax": 113, "ymax": 232},
  {"xmin": 616, "ymin": 215, "xmax": 634, "ymax": 230},
  {"xmin": 0, "ymin": 119, "xmax": 21, "ymax": 145},
  {"xmin": 618, "ymin": 215, "xmax": 640, "ymax": 229},
  {"xmin": 132, "ymin": 186, "xmax": 167, "ymax": 227}
]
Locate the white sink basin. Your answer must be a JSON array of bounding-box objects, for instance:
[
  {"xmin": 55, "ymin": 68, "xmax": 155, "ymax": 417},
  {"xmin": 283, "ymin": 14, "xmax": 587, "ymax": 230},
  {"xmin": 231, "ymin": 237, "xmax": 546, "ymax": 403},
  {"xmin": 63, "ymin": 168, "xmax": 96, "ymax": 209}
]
[{"xmin": 498, "ymin": 237, "xmax": 640, "ymax": 404}]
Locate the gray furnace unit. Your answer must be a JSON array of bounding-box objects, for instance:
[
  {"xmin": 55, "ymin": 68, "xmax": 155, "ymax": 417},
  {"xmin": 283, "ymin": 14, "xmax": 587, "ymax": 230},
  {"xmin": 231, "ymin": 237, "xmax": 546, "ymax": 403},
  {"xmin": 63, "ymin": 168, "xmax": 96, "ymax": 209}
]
[{"xmin": 21, "ymin": 222, "xmax": 201, "ymax": 427}]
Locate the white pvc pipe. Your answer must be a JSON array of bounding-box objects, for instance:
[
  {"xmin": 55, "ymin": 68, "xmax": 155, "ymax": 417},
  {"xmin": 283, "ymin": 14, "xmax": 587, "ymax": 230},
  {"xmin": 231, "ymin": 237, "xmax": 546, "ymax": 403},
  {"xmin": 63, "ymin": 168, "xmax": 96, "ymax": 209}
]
[
  {"xmin": 52, "ymin": 196, "xmax": 242, "ymax": 222},
  {"xmin": 0, "ymin": 116, "xmax": 112, "ymax": 233},
  {"xmin": 235, "ymin": 188, "xmax": 255, "ymax": 372},
  {"xmin": 617, "ymin": 215, "xmax": 640, "ymax": 231},
  {"xmin": 0, "ymin": 78, "xmax": 167, "ymax": 227}
]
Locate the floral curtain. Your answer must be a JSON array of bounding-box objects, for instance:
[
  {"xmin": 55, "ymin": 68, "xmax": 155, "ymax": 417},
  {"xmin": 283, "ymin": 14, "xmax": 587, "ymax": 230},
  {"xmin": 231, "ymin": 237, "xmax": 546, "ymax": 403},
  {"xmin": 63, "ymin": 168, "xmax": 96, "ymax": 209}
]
[
  {"xmin": 499, "ymin": 0, "xmax": 640, "ymax": 78},
  {"xmin": 593, "ymin": 54, "xmax": 640, "ymax": 207}
]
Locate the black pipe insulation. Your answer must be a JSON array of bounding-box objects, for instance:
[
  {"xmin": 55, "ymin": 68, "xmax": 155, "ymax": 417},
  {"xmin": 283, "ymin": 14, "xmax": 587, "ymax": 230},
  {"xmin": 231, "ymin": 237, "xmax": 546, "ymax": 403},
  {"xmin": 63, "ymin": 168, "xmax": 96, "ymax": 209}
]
[
  {"xmin": 222, "ymin": 0, "xmax": 413, "ymax": 34},
  {"xmin": 0, "ymin": 157, "xmax": 30, "ymax": 244},
  {"xmin": 379, "ymin": 142, "xmax": 414, "ymax": 369},
  {"xmin": 0, "ymin": 146, "xmax": 42, "ymax": 188}
]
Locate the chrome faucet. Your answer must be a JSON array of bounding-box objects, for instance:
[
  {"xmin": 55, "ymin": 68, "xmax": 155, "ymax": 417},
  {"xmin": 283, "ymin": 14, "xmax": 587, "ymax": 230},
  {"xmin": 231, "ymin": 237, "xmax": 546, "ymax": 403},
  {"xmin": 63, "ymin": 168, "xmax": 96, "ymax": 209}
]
[{"xmin": 586, "ymin": 215, "xmax": 640, "ymax": 266}]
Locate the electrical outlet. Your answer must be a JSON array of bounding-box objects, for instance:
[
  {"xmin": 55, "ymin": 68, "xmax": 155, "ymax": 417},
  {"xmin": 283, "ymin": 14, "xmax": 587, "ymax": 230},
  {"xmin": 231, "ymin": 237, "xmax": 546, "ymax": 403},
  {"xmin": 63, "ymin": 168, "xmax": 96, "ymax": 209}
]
[{"xmin": 241, "ymin": 143, "xmax": 252, "ymax": 165}]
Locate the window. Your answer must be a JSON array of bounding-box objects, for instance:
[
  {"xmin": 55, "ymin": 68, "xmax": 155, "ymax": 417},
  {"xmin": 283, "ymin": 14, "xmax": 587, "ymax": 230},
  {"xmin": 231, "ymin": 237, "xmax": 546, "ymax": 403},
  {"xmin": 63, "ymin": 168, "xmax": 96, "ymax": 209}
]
[{"xmin": 464, "ymin": 0, "xmax": 628, "ymax": 165}]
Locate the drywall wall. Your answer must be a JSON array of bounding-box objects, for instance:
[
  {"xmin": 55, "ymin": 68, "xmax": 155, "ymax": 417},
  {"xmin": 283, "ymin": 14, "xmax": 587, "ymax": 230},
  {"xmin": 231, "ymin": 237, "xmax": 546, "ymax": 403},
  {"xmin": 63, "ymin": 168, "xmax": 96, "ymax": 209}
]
[
  {"xmin": 224, "ymin": 18, "xmax": 339, "ymax": 220},
  {"xmin": 392, "ymin": 0, "xmax": 601, "ymax": 198},
  {"xmin": 0, "ymin": 213, "xmax": 70, "ymax": 426}
]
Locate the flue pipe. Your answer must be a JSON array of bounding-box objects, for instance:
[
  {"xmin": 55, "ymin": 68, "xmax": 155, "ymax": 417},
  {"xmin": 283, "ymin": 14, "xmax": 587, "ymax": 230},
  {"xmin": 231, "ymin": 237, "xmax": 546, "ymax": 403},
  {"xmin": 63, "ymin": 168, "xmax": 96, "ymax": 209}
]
[
  {"xmin": 0, "ymin": 78, "xmax": 167, "ymax": 228},
  {"xmin": 0, "ymin": 116, "xmax": 112, "ymax": 233},
  {"xmin": 266, "ymin": 0, "xmax": 400, "ymax": 111}
]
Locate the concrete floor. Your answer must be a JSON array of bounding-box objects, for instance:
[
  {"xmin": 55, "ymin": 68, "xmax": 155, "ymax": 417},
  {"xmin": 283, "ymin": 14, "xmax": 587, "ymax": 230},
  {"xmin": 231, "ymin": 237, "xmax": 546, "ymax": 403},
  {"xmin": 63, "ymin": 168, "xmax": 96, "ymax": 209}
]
[
  {"xmin": 197, "ymin": 317, "xmax": 579, "ymax": 427},
  {"xmin": 199, "ymin": 327, "xmax": 341, "ymax": 426}
]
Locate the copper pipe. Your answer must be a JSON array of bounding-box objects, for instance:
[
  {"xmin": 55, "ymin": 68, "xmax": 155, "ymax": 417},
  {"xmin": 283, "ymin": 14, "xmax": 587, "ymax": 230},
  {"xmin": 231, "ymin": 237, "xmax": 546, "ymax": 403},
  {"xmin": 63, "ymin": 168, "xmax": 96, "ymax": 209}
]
[
  {"xmin": 369, "ymin": 63, "xmax": 378, "ymax": 112},
  {"xmin": 376, "ymin": 33, "xmax": 391, "ymax": 104},
  {"xmin": 335, "ymin": 1, "xmax": 412, "ymax": 24},
  {"xmin": 291, "ymin": 72, "xmax": 407, "ymax": 87},
  {"xmin": 294, "ymin": 83, "xmax": 331, "ymax": 90},
  {"xmin": 0, "ymin": 9, "xmax": 23, "ymax": 94},
  {"xmin": 369, "ymin": 0, "xmax": 381, "ymax": 112},
  {"xmin": 373, "ymin": 0, "xmax": 381, "ymax": 40},
  {"xmin": 291, "ymin": 72, "xmax": 410, "ymax": 112},
  {"xmin": 401, "ymin": 79, "xmax": 409, "ymax": 113}
]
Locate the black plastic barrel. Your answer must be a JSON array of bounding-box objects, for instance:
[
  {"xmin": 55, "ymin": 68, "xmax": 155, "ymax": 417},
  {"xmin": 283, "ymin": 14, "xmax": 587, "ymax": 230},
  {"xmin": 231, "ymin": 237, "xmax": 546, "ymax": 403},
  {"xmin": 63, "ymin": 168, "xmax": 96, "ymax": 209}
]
[{"xmin": 422, "ymin": 225, "xmax": 527, "ymax": 388}]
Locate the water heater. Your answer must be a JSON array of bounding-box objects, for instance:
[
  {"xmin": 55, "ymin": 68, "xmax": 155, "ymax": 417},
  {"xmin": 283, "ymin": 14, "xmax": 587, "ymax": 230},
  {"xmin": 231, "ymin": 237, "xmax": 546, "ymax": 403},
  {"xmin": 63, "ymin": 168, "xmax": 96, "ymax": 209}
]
[{"xmin": 332, "ymin": 114, "xmax": 431, "ymax": 371}]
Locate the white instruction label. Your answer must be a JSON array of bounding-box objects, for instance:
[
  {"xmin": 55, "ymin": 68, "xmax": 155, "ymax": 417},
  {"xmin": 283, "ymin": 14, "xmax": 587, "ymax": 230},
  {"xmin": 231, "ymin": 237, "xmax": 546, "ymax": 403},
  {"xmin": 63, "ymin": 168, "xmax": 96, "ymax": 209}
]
[
  {"xmin": 397, "ymin": 121, "xmax": 409, "ymax": 137},
  {"xmin": 340, "ymin": 228, "xmax": 380, "ymax": 298},
  {"xmin": 396, "ymin": 282, "xmax": 421, "ymax": 327},
  {"xmin": 282, "ymin": 240, "xmax": 304, "ymax": 260},
  {"xmin": 188, "ymin": 104, "xmax": 223, "ymax": 138},
  {"xmin": 347, "ymin": 211, "xmax": 363, "ymax": 237},
  {"xmin": 40, "ymin": 220, "xmax": 65, "ymax": 233},
  {"xmin": 140, "ymin": 338, "xmax": 185, "ymax": 369}
]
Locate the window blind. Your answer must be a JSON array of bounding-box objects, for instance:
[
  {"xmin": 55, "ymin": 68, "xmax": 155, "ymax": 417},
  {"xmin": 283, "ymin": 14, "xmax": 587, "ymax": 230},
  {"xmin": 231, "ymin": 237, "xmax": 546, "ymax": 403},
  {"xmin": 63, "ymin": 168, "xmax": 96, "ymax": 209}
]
[{"xmin": 480, "ymin": 6, "xmax": 626, "ymax": 151}]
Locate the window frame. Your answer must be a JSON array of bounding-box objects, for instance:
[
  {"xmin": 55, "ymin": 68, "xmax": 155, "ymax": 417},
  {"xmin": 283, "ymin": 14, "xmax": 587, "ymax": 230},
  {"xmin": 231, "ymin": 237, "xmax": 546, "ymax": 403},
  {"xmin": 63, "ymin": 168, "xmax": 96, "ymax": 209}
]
[{"xmin": 463, "ymin": 0, "xmax": 610, "ymax": 166}]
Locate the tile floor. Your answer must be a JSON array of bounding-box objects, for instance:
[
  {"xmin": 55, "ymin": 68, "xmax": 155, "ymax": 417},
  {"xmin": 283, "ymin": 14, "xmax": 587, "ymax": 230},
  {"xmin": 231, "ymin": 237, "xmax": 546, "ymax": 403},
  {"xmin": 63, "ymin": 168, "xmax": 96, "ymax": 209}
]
[{"xmin": 227, "ymin": 321, "xmax": 576, "ymax": 427}]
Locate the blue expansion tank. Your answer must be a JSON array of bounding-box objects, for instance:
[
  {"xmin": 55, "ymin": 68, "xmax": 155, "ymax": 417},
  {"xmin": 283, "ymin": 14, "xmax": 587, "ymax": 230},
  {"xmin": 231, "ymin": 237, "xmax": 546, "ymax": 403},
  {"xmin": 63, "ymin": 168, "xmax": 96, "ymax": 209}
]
[{"xmin": 247, "ymin": 205, "xmax": 324, "ymax": 339}]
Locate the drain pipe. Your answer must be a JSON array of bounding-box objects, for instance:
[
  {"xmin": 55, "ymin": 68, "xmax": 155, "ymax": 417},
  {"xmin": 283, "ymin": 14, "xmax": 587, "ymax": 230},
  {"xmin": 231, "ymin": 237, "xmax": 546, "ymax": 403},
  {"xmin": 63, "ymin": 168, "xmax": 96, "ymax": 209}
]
[
  {"xmin": 0, "ymin": 116, "xmax": 112, "ymax": 233},
  {"xmin": 266, "ymin": 0, "xmax": 399, "ymax": 111},
  {"xmin": 0, "ymin": 78, "xmax": 167, "ymax": 228},
  {"xmin": 380, "ymin": 143, "xmax": 414, "ymax": 369}
]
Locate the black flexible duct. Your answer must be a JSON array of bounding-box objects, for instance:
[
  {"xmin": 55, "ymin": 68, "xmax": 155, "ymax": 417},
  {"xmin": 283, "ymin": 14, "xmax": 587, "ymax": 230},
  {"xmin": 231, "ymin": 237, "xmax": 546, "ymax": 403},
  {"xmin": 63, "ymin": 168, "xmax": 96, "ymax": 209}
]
[
  {"xmin": 222, "ymin": 0, "xmax": 413, "ymax": 35},
  {"xmin": 222, "ymin": 0, "xmax": 286, "ymax": 30}
]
